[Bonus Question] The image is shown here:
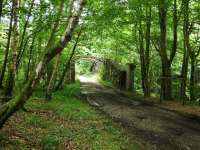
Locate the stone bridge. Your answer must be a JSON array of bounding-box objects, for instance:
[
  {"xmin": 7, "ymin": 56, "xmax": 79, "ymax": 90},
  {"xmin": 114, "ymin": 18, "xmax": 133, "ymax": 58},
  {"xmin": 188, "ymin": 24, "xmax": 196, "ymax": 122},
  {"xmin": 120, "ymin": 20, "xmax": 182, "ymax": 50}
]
[{"xmin": 69, "ymin": 56, "xmax": 136, "ymax": 91}]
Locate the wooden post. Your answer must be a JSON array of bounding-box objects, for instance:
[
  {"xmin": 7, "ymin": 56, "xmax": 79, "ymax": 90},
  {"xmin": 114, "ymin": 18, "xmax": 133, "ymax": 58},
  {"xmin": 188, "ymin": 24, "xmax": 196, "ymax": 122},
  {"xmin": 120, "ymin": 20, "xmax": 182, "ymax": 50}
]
[{"xmin": 126, "ymin": 63, "xmax": 135, "ymax": 91}]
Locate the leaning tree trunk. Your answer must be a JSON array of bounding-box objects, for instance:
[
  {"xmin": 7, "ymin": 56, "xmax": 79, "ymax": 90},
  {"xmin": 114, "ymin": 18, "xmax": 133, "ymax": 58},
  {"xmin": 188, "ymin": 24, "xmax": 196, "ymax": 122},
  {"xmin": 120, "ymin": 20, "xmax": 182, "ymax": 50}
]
[
  {"xmin": 0, "ymin": 0, "xmax": 85, "ymax": 128},
  {"xmin": 45, "ymin": 0, "xmax": 65, "ymax": 99},
  {"xmin": 55, "ymin": 27, "xmax": 82, "ymax": 91}
]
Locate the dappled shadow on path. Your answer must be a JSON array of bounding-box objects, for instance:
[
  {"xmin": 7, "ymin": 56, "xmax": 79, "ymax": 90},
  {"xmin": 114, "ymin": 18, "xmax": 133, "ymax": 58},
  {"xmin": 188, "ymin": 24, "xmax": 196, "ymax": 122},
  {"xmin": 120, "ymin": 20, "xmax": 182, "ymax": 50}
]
[{"xmin": 81, "ymin": 79, "xmax": 200, "ymax": 150}]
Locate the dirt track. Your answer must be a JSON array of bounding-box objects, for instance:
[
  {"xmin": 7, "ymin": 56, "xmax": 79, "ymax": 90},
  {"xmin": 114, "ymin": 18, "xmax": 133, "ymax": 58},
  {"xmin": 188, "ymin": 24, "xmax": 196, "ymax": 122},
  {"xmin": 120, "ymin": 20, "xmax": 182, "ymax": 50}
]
[{"xmin": 81, "ymin": 81, "xmax": 200, "ymax": 150}]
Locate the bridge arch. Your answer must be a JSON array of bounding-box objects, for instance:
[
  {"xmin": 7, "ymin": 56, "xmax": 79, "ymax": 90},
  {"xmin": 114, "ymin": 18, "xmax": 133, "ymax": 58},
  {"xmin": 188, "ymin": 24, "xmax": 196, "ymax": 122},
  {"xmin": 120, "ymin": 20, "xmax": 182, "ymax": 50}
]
[{"xmin": 74, "ymin": 55, "xmax": 104, "ymax": 62}]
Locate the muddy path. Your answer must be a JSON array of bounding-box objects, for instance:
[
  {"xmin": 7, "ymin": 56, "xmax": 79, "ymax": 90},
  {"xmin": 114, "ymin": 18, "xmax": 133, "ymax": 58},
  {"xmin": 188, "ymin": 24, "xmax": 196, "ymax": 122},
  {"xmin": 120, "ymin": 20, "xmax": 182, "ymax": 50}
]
[{"xmin": 80, "ymin": 81, "xmax": 200, "ymax": 150}]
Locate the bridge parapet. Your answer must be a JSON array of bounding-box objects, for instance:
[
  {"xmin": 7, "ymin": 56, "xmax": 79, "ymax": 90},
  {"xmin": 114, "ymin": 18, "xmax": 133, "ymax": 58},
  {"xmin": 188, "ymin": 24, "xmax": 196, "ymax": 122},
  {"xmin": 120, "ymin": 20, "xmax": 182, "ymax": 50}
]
[{"xmin": 102, "ymin": 59, "xmax": 135, "ymax": 91}]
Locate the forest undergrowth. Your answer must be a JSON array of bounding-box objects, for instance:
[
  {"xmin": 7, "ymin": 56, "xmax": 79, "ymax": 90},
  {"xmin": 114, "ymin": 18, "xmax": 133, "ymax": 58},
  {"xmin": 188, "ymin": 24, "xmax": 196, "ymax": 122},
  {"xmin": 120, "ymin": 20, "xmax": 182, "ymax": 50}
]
[{"xmin": 0, "ymin": 82, "xmax": 138, "ymax": 150}]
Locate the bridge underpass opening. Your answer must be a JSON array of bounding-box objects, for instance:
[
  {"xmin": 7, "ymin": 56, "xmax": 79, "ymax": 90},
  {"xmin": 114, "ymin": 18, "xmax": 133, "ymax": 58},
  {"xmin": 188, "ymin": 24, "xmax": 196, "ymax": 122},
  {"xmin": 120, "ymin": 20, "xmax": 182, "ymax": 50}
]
[{"xmin": 75, "ymin": 59, "xmax": 102, "ymax": 83}]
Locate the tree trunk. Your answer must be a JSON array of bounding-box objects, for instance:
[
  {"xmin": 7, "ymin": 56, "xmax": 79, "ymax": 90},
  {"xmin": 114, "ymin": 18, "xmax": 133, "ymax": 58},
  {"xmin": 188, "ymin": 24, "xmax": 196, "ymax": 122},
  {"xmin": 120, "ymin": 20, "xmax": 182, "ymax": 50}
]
[
  {"xmin": 25, "ymin": 37, "xmax": 36, "ymax": 82},
  {"xmin": 161, "ymin": 62, "xmax": 172, "ymax": 100},
  {"xmin": 159, "ymin": 0, "xmax": 172, "ymax": 100},
  {"xmin": 139, "ymin": 28, "xmax": 148, "ymax": 97},
  {"xmin": 16, "ymin": 0, "xmax": 35, "ymax": 70},
  {"xmin": 170, "ymin": 0, "xmax": 178, "ymax": 63},
  {"xmin": 70, "ymin": 61, "xmax": 76, "ymax": 83},
  {"xmin": 55, "ymin": 27, "xmax": 82, "ymax": 91},
  {"xmin": 144, "ymin": 6, "xmax": 151, "ymax": 97},
  {"xmin": 0, "ymin": 0, "xmax": 85, "ymax": 128},
  {"xmin": 0, "ymin": 0, "xmax": 3, "ymax": 20},
  {"xmin": 0, "ymin": 3, "xmax": 14, "ymax": 88},
  {"xmin": 190, "ymin": 54, "xmax": 195, "ymax": 101},
  {"xmin": 45, "ymin": 0, "xmax": 64, "ymax": 96},
  {"xmin": 180, "ymin": 53, "xmax": 189, "ymax": 104},
  {"xmin": 46, "ymin": 54, "xmax": 60, "ymax": 100},
  {"xmin": 180, "ymin": 0, "xmax": 190, "ymax": 104},
  {"xmin": 137, "ymin": 6, "xmax": 151, "ymax": 98},
  {"xmin": 158, "ymin": 0, "xmax": 178, "ymax": 101},
  {"xmin": 4, "ymin": 0, "xmax": 19, "ymax": 98}
]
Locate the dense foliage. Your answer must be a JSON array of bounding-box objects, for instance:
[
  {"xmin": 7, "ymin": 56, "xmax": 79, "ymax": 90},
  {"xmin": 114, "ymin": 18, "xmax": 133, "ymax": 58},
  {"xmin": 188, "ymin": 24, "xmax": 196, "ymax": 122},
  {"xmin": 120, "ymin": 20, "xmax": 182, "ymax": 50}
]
[{"xmin": 0, "ymin": 0, "xmax": 200, "ymax": 131}]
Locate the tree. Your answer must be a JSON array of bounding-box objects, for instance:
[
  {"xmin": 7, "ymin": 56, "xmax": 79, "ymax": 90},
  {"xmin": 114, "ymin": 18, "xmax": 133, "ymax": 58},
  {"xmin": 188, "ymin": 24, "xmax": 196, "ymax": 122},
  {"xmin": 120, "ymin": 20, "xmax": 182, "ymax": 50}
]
[
  {"xmin": 0, "ymin": 0, "xmax": 85, "ymax": 128},
  {"xmin": 0, "ymin": 1, "xmax": 14, "ymax": 88},
  {"xmin": 137, "ymin": 4, "xmax": 152, "ymax": 97},
  {"xmin": 158, "ymin": 0, "xmax": 178, "ymax": 100},
  {"xmin": 4, "ymin": 0, "xmax": 19, "ymax": 98},
  {"xmin": 180, "ymin": 0, "xmax": 190, "ymax": 104},
  {"xmin": 55, "ymin": 27, "xmax": 83, "ymax": 91},
  {"xmin": 0, "ymin": 0, "xmax": 3, "ymax": 20}
]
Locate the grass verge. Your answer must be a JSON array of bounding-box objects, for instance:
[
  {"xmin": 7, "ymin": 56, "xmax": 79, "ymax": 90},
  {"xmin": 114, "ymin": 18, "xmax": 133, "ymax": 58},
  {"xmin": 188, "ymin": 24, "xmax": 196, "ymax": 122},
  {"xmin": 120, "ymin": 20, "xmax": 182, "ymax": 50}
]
[{"xmin": 0, "ymin": 82, "xmax": 138, "ymax": 150}]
